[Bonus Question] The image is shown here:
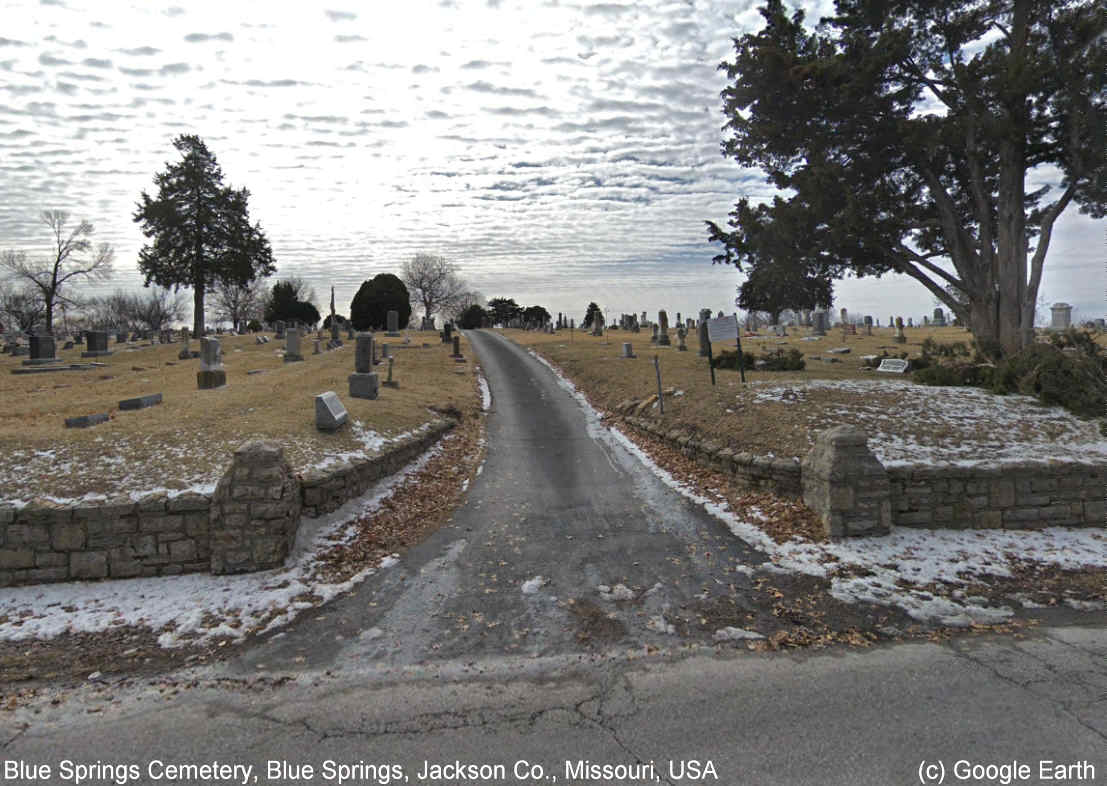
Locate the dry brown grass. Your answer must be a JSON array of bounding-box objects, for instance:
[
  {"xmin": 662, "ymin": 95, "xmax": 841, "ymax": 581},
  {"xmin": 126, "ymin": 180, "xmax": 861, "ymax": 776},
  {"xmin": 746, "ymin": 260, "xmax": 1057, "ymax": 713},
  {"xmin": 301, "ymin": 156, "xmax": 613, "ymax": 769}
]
[
  {"xmin": 0, "ymin": 331, "xmax": 478, "ymax": 501},
  {"xmin": 499, "ymin": 324, "xmax": 1106, "ymax": 462}
]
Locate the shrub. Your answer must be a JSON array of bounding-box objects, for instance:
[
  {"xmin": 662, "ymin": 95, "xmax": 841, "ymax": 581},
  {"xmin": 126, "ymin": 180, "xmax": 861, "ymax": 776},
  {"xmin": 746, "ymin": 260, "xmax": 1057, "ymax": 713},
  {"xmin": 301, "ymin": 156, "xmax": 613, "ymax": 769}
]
[
  {"xmin": 913, "ymin": 363, "xmax": 993, "ymax": 387},
  {"xmin": 990, "ymin": 343, "xmax": 1106, "ymax": 418},
  {"xmin": 350, "ymin": 274, "xmax": 411, "ymax": 331},
  {"xmin": 711, "ymin": 349, "xmax": 755, "ymax": 371},
  {"xmin": 712, "ymin": 347, "xmax": 804, "ymax": 371},
  {"xmin": 458, "ymin": 304, "xmax": 487, "ymax": 329},
  {"xmin": 246, "ymin": 319, "xmax": 262, "ymax": 332}
]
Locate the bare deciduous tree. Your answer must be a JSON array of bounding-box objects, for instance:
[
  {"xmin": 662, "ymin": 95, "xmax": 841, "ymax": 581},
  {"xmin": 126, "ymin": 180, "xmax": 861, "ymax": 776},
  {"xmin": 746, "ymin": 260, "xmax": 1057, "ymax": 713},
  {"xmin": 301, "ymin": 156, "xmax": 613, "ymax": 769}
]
[
  {"xmin": 0, "ymin": 211, "xmax": 114, "ymax": 334},
  {"xmin": 212, "ymin": 275, "xmax": 266, "ymax": 332},
  {"xmin": 444, "ymin": 289, "xmax": 485, "ymax": 323},
  {"xmin": 0, "ymin": 278, "xmax": 46, "ymax": 334},
  {"xmin": 401, "ymin": 253, "xmax": 467, "ymax": 323},
  {"xmin": 129, "ymin": 287, "xmax": 187, "ymax": 333}
]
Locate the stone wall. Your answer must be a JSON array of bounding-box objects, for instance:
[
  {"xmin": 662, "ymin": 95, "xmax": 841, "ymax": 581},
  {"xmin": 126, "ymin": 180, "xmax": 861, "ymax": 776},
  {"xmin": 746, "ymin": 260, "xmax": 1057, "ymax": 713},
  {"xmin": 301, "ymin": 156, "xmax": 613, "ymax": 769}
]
[
  {"xmin": 887, "ymin": 462, "xmax": 1104, "ymax": 530},
  {"xmin": 0, "ymin": 418, "xmax": 455, "ymax": 587},
  {"xmin": 0, "ymin": 492, "xmax": 210, "ymax": 585},
  {"xmin": 621, "ymin": 415, "xmax": 802, "ymax": 497},
  {"xmin": 299, "ymin": 420, "xmax": 454, "ymax": 517},
  {"xmin": 618, "ymin": 414, "xmax": 1104, "ymax": 535}
]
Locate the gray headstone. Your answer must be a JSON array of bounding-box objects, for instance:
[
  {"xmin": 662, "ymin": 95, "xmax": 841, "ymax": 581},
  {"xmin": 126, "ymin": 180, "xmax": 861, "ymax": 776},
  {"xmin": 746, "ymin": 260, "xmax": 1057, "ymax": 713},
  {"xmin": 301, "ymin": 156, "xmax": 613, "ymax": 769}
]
[
  {"xmin": 200, "ymin": 337, "xmax": 223, "ymax": 370},
  {"xmin": 621, "ymin": 342, "xmax": 635, "ymax": 358},
  {"xmin": 81, "ymin": 331, "xmax": 112, "ymax": 357},
  {"xmin": 26, "ymin": 334, "xmax": 58, "ymax": 364},
  {"xmin": 1050, "ymin": 303, "xmax": 1072, "ymax": 330},
  {"xmin": 118, "ymin": 393, "xmax": 163, "ymax": 410},
  {"xmin": 386, "ymin": 310, "xmax": 400, "ymax": 336},
  {"xmin": 65, "ymin": 413, "xmax": 110, "ymax": 429},
  {"xmin": 698, "ymin": 308, "xmax": 711, "ymax": 356},
  {"xmin": 315, "ymin": 391, "xmax": 349, "ymax": 430},
  {"xmin": 284, "ymin": 329, "xmax": 303, "ymax": 362},
  {"xmin": 355, "ymin": 333, "xmax": 374, "ymax": 373}
]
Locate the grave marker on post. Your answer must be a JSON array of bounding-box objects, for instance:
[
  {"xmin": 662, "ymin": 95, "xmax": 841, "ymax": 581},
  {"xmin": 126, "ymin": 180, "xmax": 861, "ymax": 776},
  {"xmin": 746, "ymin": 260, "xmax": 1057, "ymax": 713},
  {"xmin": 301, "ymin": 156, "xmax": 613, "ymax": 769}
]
[{"xmin": 707, "ymin": 314, "xmax": 744, "ymax": 384}]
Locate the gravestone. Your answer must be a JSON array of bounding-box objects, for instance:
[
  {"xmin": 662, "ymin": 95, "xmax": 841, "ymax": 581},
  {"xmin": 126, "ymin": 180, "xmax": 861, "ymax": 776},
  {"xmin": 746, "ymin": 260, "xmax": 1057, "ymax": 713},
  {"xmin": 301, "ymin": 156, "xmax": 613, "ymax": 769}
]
[
  {"xmin": 698, "ymin": 308, "xmax": 712, "ymax": 356},
  {"xmin": 81, "ymin": 331, "xmax": 112, "ymax": 358},
  {"xmin": 24, "ymin": 334, "xmax": 59, "ymax": 366},
  {"xmin": 347, "ymin": 325, "xmax": 355, "ymax": 340},
  {"xmin": 314, "ymin": 391, "xmax": 348, "ymax": 431},
  {"xmin": 641, "ymin": 311, "xmax": 648, "ymax": 327},
  {"xmin": 812, "ymin": 311, "xmax": 828, "ymax": 336},
  {"xmin": 452, "ymin": 335, "xmax": 462, "ymax": 358},
  {"xmin": 657, "ymin": 311, "xmax": 670, "ymax": 345},
  {"xmin": 651, "ymin": 324, "xmax": 659, "ymax": 344},
  {"xmin": 349, "ymin": 333, "xmax": 379, "ymax": 399},
  {"xmin": 1050, "ymin": 303, "xmax": 1072, "ymax": 330},
  {"xmin": 178, "ymin": 331, "xmax": 194, "ymax": 360},
  {"xmin": 284, "ymin": 328, "xmax": 304, "ymax": 362},
  {"xmin": 443, "ymin": 323, "xmax": 453, "ymax": 344},
  {"xmin": 65, "ymin": 413, "xmax": 109, "ymax": 429},
  {"xmin": 876, "ymin": 358, "xmax": 910, "ymax": 373},
  {"xmin": 839, "ymin": 308, "xmax": 848, "ymax": 326},
  {"xmin": 384, "ymin": 356, "xmax": 396, "ymax": 387},
  {"xmin": 274, "ymin": 321, "xmax": 286, "ymax": 339},
  {"xmin": 621, "ymin": 342, "xmax": 636, "ymax": 358},
  {"xmin": 591, "ymin": 313, "xmax": 604, "ymax": 337},
  {"xmin": 386, "ymin": 310, "xmax": 401, "ymax": 337},
  {"xmin": 119, "ymin": 393, "xmax": 163, "ymax": 410},
  {"xmin": 116, "ymin": 333, "xmax": 127, "ymax": 344},
  {"xmin": 932, "ymin": 307, "xmax": 946, "ymax": 327},
  {"xmin": 923, "ymin": 316, "xmax": 929, "ymax": 326},
  {"xmin": 907, "ymin": 317, "xmax": 913, "ymax": 327},
  {"xmin": 893, "ymin": 317, "xmax": 907, "ymax": 343},
  {"xmin": 381, "ymin": 343, "xmax": 391, "ymax": 359},
  {"xmin": 197, "ymin": 337, "xmax": 226, "ymax": 389},
  {"xmin": 676, "ymin": 324, "xmax": 687, "ymax": 350},
  {"xmin": 313, "ymin": 339, "xmax": 321, "ymax": 355}
]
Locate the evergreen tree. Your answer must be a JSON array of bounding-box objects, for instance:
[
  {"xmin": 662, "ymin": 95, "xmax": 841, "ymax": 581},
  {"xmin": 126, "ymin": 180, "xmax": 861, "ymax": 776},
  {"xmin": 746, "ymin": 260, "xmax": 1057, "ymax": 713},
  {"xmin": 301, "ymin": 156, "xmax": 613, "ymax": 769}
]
[
  {"xmin": 349, "ymin": 274, "xmax": 411, "ymax": 331},
  {"xmin": 134, "ymin": 135, "xmax": 274, "ymax": 336},
  {"xmin": 708, "ymin": 0, "xmax": 1105, "ymax": 356}
]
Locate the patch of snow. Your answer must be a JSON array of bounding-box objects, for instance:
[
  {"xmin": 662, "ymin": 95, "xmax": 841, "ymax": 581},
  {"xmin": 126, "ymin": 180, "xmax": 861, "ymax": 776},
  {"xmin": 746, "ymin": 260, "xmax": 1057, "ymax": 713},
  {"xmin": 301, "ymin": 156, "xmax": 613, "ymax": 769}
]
[
  {"xmin": 714, "ymin": 627, "xmax": 765, "ymax": 641},
  {"xmin": 598, "ymin": 583, "xmax": 635, "ymax": 602},
  {"xmin": 521, "ymin": 576, "xmax": 546, "ymax": 594},
  {"xmin": 476, "ymin": 367, "xmax": 492, "ymax": 411},
  {"xmin": 379, "ymin": 554, "xmax": 400, "ymax": 569}
]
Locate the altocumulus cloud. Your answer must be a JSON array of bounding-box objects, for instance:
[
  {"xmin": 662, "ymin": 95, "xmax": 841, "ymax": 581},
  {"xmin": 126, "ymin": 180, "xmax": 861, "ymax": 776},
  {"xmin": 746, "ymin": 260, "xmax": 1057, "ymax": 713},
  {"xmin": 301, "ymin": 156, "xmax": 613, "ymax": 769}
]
[{"xmin": 0, "ymin": 0, "xmax": 1096, "ymax": 325}]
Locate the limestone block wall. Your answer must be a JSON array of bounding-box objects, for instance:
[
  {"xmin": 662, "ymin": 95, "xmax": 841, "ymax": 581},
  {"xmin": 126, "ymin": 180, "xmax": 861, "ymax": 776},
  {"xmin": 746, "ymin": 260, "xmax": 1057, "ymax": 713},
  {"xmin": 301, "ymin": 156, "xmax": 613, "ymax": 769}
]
[
  {"xmin": 299, "ymin": 419, "xmax": 454, "ymax": 517},
  {"xmin": 887, "ymin": 463, "xmax": 1104, "ymax": 530},
  {"xmin": 618, "ymin": 414, "xmax": 1103, "ymax": 534},
  {"xmin": 621, "ymin": 415, "xmax": 802, "ymax": 497},
  {"xmin": 0, "ymin": 418, "xmax": 456, "ymax": 587},
  {"xmin": 0, "ymin": 492, "xmax": 211, "ymax": 586}
]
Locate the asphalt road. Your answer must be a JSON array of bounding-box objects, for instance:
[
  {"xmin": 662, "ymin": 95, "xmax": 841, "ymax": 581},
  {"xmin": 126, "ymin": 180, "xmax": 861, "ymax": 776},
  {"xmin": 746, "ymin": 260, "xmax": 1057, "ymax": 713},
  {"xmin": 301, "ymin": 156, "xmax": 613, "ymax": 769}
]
[{"xmin": 4, "ymin": 329, "xmax": 1104, "ymax": 784}]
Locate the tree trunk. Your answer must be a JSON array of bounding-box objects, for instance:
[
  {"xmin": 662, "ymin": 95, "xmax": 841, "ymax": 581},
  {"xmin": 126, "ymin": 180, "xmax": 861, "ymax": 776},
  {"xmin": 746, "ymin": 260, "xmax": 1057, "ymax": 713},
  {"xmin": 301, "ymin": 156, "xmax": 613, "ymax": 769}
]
[
  {"xmin": 44, "ymin": 294, "xmax": 54, "ymax": 335},
  {"xmin": 193, "ymin": 283, "xmax": 205, "ymax": 337}
]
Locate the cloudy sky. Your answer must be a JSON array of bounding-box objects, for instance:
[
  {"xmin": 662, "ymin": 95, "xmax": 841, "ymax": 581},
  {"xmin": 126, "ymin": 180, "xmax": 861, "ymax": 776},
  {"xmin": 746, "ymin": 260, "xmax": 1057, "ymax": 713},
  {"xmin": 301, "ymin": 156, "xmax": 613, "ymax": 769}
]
[{"xmin": 2, "ymin": 0, "xmax": 1102, "ymax": 328}]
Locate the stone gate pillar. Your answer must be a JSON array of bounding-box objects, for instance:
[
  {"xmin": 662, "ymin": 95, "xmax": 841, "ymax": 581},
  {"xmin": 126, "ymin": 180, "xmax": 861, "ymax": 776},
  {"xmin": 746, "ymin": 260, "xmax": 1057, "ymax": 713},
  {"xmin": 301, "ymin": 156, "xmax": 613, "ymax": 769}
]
[{"xmin": 802, "ymin": 426, "xmax": 891, "ymax": 538}]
